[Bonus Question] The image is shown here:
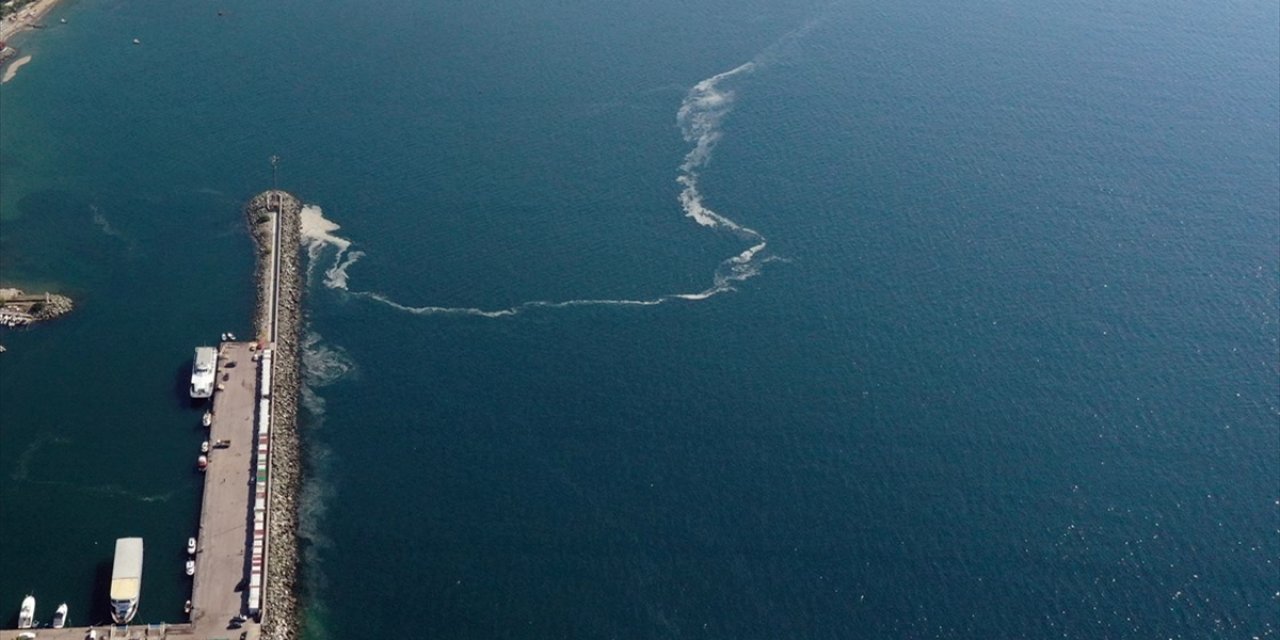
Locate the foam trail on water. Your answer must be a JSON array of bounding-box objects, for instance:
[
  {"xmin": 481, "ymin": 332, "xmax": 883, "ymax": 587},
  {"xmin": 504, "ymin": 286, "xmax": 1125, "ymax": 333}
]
[
  {"xmin": 295, "ymin": 328, "xmax": 355, "ymax": 640},
  {"xmin": 677, "ymin": 62, "xmax": 762, "ymax": 237},
  {"xmin": 302, "ymin": 18, "xmax": 830, "ymax": 317},
  {"xmin": 299, "ymin": 205, "xmax": 364, "ymax": 291},
  {"xmin": 353, "ymin": 290, "xmax": 667, "ymax": 318}
]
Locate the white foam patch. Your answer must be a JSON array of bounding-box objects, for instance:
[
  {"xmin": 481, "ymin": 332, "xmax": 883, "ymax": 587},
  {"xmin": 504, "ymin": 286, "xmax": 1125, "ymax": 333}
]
[
  {"xmin": 300, "ymin": 205, "xmax": 351, "ymax": 252},
  {"xmin": 324, "ymin": 249, "xmax": 364, "ymax": 291},
  {"xmin": 301, "ymin": 330, "xmax": 357, "ymax": 388},
  {"xmin": 296, "ymin": 328, "xmax": 354, "ymax": 614},
  {"xmin": 299, "ymin": 205, "xmax": 363, "ymax": 291},
  {"xmin": 89, "ymin": 204, "xmax": 137, "ymax": 251}
]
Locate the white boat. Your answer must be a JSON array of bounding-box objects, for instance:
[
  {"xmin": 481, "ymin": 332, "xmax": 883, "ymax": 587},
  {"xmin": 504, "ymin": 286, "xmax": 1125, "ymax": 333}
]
[
  {"xmin": 185, "ymin": 559, "xmax": 195, "ymax": 576},
  {"xmin": 187, "ymin": 537, "xmax": 197, "ymax": 555},
  {"xmin": 202, "ymin": 411, "xmax": 212, "ymax": 427},
  {"xmin": 110, "ymin": 537, "xmax": 143, "ymax": 624},
  {"xmin": 17, "ymin": 594, "xmax": 34, "ymax": 629},
  {"xmin": 189, "ymin": 346, "xmax": 217, "ymax": 398},
  {"xmin": 201, "ymin": 440, "xmax": 210, "ymax": 453},
  {"xmin": 53, "ymin": 602, "xmax": 68, "ymax": 628},
  {"xmin": 197, "ymin": 454, "xmax": 208, "ymax": 471}
]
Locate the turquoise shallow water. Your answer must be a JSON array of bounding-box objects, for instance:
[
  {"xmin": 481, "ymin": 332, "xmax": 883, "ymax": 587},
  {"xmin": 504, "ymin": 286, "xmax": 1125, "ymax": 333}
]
[{"xmin": 2, "ymin": 0, "xmax": 1278, "ymax": 637}]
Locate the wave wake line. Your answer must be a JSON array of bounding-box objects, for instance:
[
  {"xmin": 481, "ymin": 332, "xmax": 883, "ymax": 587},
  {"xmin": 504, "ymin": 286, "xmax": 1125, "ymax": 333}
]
[{"xmin": 299, "ymin": 20, "xmax": 826, "ymax": 317}]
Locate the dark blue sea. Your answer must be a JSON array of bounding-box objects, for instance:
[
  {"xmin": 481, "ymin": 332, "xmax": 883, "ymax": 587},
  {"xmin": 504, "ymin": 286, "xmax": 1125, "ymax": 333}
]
[{"xmin": 1, "ymin": 0, "xmax": 1277, "ymax": 637}]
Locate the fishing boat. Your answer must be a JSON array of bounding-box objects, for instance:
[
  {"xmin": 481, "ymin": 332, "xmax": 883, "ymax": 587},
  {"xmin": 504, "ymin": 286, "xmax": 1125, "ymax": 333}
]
[
  {"xmin": 17, "ymin": 594, "xmax": 34, "ymax": 629},
  {"xmin": 52, "ymin": 602, "xmax": 68, "ymax": 628}
]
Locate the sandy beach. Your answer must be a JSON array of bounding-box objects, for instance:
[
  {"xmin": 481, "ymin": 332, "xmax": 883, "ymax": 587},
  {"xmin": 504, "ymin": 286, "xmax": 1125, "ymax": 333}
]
[
  {"xmin": 0, "ymin": 54, "xmax": 31, "ymax": 83},
  {"xmin": 0, "ymin": 0, "xmax": 63, "ymax": 42}
]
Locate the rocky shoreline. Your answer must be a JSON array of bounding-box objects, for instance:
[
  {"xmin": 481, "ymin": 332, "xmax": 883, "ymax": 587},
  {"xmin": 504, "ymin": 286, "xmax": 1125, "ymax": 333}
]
[
  {"xmin": 0, "ymin": 287, "xmax": 73, "ymax": 335},
  {"xmin": 245, "ymin": 190, "xmax": 304, "ymax": 640}
]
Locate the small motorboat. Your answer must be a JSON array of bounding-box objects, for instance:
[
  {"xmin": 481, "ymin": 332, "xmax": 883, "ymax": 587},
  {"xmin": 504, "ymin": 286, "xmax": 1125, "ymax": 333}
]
[
  {"xmin": 17, "ymin": 594, "xmax": 34, "ymax": 629},
  {"xmin": 53, "ymin": 602, "xmax": 68, "ymax": 628},
  {"xmin": 202, "ymin": 411, "xmax": 212, "ymax": 428},
  {"xmin": 185, "ymin": 559, "xmax": 196, "ymax": 576},
  {"xmin": 184, "ymin": 599, "xmax": 193, "ymax": 614},
  {"xmin": 188, "ymin": 537, "xmax": 197, "ymax": 555},
  {"xmin": 201, "ymin": 440, "xmax": 210, "ymax": 454},
  {"xmin": 197, "ymin": 455, "xmax": 208, "ymax": 471},
  {"xmin": 132, "ymin": 38, "xmax": 140, "ymax": 45}
]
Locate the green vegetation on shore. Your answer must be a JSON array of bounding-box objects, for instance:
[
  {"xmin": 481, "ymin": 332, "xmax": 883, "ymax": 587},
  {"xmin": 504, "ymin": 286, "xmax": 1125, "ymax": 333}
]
[{"xmin": 0, "ymin": 0, "xmax": 38, "ymax": 20}]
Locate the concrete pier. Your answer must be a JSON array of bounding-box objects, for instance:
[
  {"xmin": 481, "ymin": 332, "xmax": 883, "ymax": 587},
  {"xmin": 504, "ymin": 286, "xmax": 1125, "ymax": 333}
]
[
  {"xmin": 0, "ymin": 624, "xmax": 186, "ymax": 639},
  {"xmin": 1, "ymin": 191, "xmax": 304, "ymax": 640},
  {"xmin": 0, "ymin": 343, "xmax": 265, "ymax": 640},
  {"xmin": 187, "ymin": 341, "xmax": 263, "ymax": 639}
]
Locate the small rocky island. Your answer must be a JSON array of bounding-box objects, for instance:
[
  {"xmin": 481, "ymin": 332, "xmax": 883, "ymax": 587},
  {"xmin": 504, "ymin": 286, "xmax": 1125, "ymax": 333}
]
[{"xmin": 0, "ymin": 287, "xmax": 73, "ymax": 327}]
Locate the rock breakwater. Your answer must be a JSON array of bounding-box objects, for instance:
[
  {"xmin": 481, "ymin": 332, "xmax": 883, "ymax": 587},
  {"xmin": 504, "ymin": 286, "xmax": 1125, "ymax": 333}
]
[
  {"xmin": 245, "ymin": 190, "xmax": 304, "ymax": 639},
  {"xmin": 0, "ymin": 287, "xmax": 73, "ymax": 331}
]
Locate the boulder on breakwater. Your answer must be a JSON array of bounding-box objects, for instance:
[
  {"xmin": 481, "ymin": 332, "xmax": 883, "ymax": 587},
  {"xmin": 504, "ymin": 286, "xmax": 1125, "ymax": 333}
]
[{"xmin": 0, "ymin": 287, "xmax": 73, "ymax": 331}]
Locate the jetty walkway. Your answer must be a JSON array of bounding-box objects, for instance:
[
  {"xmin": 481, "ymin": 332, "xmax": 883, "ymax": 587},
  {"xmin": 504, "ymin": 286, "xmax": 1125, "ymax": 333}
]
[
  {"xmin": 0, "ymin": 341, "xmax": 263, "ymax": 640},
  {"xmin": 2, "ymin": 190, "xmax": 303, "ymax": 640}
]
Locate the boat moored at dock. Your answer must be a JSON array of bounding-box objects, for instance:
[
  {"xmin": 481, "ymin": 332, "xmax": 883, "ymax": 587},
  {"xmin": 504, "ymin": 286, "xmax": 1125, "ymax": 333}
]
[
  {"xmin": 190, "ymin": 346, "xmax": 217, "ymax": 398},
  {"xmin": 17, "ymin": 594, "xmax": 34, "ymax": 629},
  {"xmin": 110, "ymin": 537, "xmax": 144, "ymax": 624},
  {"xmin": 52, "ymin": 602, "xmax": 68, "ymax": 628}
]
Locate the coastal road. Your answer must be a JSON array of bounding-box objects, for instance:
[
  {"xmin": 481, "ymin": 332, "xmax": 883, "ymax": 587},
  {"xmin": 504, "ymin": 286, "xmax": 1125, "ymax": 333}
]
[{"xmin": 268, "ymin": 191, "xmax": 285, "ymax": 345}]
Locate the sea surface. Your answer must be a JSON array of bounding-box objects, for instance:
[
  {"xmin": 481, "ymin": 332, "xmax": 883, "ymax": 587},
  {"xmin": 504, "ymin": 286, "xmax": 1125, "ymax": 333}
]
[{"xmin": 1, "ymin": 0, "xmax": 1277, "ymax": 637}]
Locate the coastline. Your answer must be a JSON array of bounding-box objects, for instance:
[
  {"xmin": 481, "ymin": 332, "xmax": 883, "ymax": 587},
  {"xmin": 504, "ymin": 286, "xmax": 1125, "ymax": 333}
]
[
  {"xmin": 0, "ymin": 286, "xmax": 73, "ymax": 333},
  {"xmin": 0, "ymin": 54, "xmax": 31, "ymax": 83},
  {"xmin": 0, "ymin": 0, "xmax": 64, "ymax": 84},
  {"xmin": 246, "ymin": 191, "xmax": 305, "ymax": 640},
  {"xmin": 0, "ymin": 0, "xmax": 62, "ymax": 42}
]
